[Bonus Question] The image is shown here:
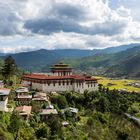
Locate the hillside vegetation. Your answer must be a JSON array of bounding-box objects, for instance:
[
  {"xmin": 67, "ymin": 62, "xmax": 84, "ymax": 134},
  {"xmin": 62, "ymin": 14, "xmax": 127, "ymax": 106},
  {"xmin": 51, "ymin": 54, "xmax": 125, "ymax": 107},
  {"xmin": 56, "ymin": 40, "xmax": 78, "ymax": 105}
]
[
  {"xmin": 0, "ymin": 43, "xmax": 139, "ymax": 74},
  {"xmin": 0, "ymin": 56, "xmax": 140, "ymax": 140},
  {"xmin": 0, "ymin": 89, "xmax": 140, "ymax": 140},
  {"xmin": 63, "ymin": 46, "xmax": 140, "ymax": 78},
  {"xmin": 0, "ymin": 44, "xmax": 139, "ymax": 78}
]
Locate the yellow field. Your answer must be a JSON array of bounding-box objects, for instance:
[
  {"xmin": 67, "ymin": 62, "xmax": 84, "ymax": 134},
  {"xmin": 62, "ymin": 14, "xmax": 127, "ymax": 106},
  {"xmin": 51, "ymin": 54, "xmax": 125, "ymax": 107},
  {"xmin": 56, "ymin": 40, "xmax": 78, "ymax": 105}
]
[{"xmin": 94, "ymin": 76, "xmax": 140, "ymax": 93}]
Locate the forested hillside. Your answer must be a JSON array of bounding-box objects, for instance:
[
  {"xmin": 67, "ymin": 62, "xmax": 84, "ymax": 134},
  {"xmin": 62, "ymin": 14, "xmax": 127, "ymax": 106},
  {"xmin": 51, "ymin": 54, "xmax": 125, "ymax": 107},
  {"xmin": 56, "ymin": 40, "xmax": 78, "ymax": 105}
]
[
  {"xmin": 62, "ymin": 46, "xmax": 140, "ymax": 78},
  {"xmin": 0, "ymin": 44, "xmax": 140, "ymax": 78},
  {"xmin": 0, "ymin": 43, "xmax": 139, "ymax": 73},
  {"xmin": 0, "ymin": 56, "xmax": 140, "ymax": 140}
]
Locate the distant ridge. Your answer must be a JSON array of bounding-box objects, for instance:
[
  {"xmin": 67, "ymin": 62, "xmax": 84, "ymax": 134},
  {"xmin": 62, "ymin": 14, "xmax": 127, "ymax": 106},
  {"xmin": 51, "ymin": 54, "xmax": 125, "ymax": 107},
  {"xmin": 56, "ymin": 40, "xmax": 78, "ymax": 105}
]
[
  {"xmin": 0, "ymin": 43, "xmax": 139, "ymax": 74},
  {"xmin": 63, "ymin": 46, "xmax": 140, "ymax": 78},
  {"xmin": 104, "ymin": 46, "xmax": 140, "ymax": 78}
]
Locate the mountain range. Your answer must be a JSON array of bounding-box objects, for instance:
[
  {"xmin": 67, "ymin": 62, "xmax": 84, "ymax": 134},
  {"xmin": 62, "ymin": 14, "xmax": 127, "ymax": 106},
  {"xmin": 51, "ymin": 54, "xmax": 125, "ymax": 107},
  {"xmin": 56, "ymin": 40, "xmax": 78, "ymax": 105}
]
[
  {"xmin": 62, "ymin": 46, "xmax": 140, "ymax": 78},
  {"xmin": 0, "ymin": 43, "xmax": 140, "ymax": 78}
]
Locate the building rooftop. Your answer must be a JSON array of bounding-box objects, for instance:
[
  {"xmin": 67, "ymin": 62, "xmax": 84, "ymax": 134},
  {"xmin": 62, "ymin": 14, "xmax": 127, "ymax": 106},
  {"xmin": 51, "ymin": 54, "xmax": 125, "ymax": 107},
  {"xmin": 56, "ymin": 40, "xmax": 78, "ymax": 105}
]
[
  {"xmin": 32, "ymin": 97, "xmax": 48, "ymax": 101},
  {"xmin": 32, "ymin": 92, "xmax": 49, "ymax": 102},
  {"xmin": 69, "ymin": 107, "xmax": 78, "ymax": 114},
  {"xmin": 62, "ymin": 121, "xmax": 69, "ymax": 126},
  {"xmin": 0, "ymin": 88, "xmax": 11, "ymax": 96},
  {"xmin": 23, "ymin": 74, "xmax": 97, "ymax": 81},
  {"xmin": 16, "ymin": 106, "xmax": 32, "ymax": 115},
  {"xmin": 15, "ymin": 87, "xmax": 29, "ymax": 93},
  {"xmin": 34, "ymin": 92, "xmax": 47, "ymax": 98},
  {"xmin": 46, "ymin": 104, "xmax": 54, "ymax": 109},
  {"xmin": 52, "ymin": 62, "xmax": 71, "ymax": 68},
  {"xmin": 61, "ymin": 107, "xmax": 78, "ymax": 114},
  {"xmin": 17, "ymin": 95, "xmax": 32, "ymax": 99},
  {"xmin": 40, "ymin": 109, "xmax": 58, "ymax": 115}
]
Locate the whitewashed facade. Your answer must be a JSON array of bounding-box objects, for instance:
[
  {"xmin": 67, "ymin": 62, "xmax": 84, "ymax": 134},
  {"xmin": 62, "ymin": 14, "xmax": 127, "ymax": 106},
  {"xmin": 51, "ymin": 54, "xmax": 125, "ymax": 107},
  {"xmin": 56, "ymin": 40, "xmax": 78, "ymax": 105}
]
[
  {"xmin": 0, "ymin": 89, "xmax": 10, "ymax": 112},
  {"xmin": 22, "ymin": 63, "xmax": 98, "ymax": 93}
]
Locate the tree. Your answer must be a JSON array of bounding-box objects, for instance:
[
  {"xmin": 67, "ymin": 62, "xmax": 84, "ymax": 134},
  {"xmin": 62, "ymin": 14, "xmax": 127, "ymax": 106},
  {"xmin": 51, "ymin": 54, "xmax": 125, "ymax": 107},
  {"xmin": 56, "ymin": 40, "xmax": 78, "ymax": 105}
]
[
  {"xmin": 2, "ymin": 56, "xmax": 18, "ymax": 86},
  {"xmin": 87, "ymin": 117, "xmax": 94, "ymax": 128},
  {"xmin": 96, "ymin": 96, "xmax": 110, "ymax": 113},
  {"xmin": 117, "ymin": 130, "xmax": 129, "ymax": 140},
  {"xmin": 57, "ymin": 95, "xmax": 68, "ymax": 109},
  {"xmin": 51, "ymin": 95, "xmax": 68, "ymax": 109},
  {"xmin": 0, "ymin": 127, "xmax": 14, "ymax": 140},
  {"xmin": 2, "ymin": 56, "xmax": 17, "ymax": 78},
  {"xmin": 8, "ymin": 112, "xmax": 22, "ymax": 140},
  {"xmin": 47, "ymin": 114, "xmax": 63, "ymax": 137},
  {"xmin": 35, "ymin": 124, "xmax": 50, "ymax": 139},
  {"xmin": 19, "ymin": 122, "xmax": 36, "ymax": 140}
]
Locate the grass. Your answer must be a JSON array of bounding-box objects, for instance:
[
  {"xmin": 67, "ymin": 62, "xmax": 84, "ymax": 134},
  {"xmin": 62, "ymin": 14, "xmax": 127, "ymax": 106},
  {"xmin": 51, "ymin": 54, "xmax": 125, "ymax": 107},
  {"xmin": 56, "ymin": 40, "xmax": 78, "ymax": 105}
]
[{"xmin": 94, "ymin": 76, "xmax": 140, "ymax": 93}]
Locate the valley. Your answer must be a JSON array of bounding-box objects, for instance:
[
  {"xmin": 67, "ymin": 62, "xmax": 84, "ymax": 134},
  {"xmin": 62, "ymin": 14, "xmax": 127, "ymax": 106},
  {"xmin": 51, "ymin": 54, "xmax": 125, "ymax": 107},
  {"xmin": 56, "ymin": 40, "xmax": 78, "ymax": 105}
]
[
  {"xmin": 0, "ymin": 45, "xmax": 140, "ymax": 140},
  {"xmin": 95, "ymin": 76, "xmax": 140, "ymax": 93},
  {"xmin": 1, "ymin": 43, "xmax": 140, "ymax": 79}
]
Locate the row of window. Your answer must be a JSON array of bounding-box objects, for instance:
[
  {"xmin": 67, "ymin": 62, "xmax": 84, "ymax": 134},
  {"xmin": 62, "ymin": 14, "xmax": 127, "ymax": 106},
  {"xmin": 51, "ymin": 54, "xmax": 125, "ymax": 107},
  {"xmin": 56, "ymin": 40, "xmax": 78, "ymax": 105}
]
[
  {"xmin": 23, "ymin": 79, "xmax": 97, "ymax": 87},
  {"xmin": 47, "ymin": 82, "xmax": 97, "ymax": 87}
]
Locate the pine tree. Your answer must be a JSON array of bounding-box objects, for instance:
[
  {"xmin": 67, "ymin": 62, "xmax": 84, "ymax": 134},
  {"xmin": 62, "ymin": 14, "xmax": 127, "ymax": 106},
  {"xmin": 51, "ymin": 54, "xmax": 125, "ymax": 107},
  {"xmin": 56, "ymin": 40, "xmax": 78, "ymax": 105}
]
[{"xmin": 2, "ymin": 56, "xmax": 17, "ymax": 78}]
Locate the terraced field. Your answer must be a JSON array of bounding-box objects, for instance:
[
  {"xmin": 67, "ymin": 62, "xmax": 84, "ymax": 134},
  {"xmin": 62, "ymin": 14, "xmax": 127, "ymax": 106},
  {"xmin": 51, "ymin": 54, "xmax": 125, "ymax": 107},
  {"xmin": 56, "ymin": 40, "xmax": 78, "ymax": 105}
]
[{"xmin": 94, "ymin": 76, "xmax": 140, "ymax": 93}]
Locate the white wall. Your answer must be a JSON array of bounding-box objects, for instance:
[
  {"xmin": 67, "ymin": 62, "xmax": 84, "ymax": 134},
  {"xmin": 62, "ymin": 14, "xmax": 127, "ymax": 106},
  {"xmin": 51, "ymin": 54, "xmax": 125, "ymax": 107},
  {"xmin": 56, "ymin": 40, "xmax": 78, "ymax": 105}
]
[
  {"xmin": 32, "ymin": 83, "xmax": 43, "ymax": 91},
  {"xmin": 0, "ymin": 97, "xmax": 8, "ymax": 112},
  {"xmin": 42, "ymin": 82, "xmax": 73, "ymax": 92},
  {"xmin": 22, "ymin": 80, "xmax": 98, "ymax": 93}
]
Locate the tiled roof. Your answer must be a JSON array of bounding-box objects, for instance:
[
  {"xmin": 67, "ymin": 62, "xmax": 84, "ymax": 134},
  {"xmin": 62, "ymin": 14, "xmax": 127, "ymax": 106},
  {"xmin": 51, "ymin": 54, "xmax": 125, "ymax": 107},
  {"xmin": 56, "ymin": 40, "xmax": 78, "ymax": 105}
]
[
  {"xmin": 23, "ymin": 74, "xmax": 48, "ymax": 80},
  {"xmin": 16, "ymin": 106, "xmax": 32, "ymax": 115},
  {"xmin": 0, "ymin": 88, "xmax": 11, "ymax": 96},
  {"xmin": 32, "ymin": 92, "xmax": 49, "ymax": 101},
  {"xmin": 17, "ymin": 95, "xmax": 32, "ymax": 99},
  {"xmin": 32, "ymin": 97, "xmax": 48, "ymax": 101},
  {"xmin": 23, "ymin": 74, "xmax": 97, "ymax": 81},
  {"xmin": 34, "ymin": 92, "xmax": 47, "ymax": 98},
  {"xmin": 15, "ymin": 87, "xmax": 29, "ymax": 93}
]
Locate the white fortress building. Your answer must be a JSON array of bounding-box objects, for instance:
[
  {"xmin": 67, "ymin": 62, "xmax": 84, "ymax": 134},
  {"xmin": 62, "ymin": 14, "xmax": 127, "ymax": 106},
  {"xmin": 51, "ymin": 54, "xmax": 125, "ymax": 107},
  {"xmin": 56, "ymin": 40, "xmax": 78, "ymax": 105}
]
[{"xmin": 22, "ymin": 62, "xmax": 98, "ymax": 93}]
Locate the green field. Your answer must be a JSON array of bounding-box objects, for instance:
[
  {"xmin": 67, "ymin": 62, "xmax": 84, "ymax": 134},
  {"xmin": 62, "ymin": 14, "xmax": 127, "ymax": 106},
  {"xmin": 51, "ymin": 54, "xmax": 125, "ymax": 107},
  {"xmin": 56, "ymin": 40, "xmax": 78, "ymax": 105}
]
[{"xmin": 94, "ymin": 76, "xmax": 140, "ymax": 93}]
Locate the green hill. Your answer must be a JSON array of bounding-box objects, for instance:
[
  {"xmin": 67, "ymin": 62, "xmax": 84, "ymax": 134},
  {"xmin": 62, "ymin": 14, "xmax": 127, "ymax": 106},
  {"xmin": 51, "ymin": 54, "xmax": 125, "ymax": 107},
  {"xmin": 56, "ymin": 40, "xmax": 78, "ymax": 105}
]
[
  {"xmin": 1, "ymin": 44, "xmax": 139, "ymax": 77},
  {"xmin": 0, "ymin": 43, "xmax": 138, "ymax": 72},
  {"xmin": 62, "ymin": 46, "xmax": 140, "ymax": 78}
]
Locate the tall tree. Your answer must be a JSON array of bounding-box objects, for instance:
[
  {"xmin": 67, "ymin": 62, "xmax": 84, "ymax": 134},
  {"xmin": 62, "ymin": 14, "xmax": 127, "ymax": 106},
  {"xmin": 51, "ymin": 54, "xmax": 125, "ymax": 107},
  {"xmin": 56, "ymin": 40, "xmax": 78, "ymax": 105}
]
[
  {"xmin": 2, "ymin": 56, "xmax": 17, "ymax": 78},
  {"xmin": 2, "ymin": 56, "xmax": 17, "ymax": 85}
]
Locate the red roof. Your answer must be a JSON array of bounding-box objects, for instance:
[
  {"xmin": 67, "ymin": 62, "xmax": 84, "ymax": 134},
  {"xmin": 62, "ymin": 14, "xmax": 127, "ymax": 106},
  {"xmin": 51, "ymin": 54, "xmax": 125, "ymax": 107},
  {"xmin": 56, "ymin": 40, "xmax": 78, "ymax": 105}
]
[
  {"xmin": 22, "ymin": 74, "xmax": 97, "ymax": 81},
  {"xmin": 51, "ymin": 69, "xmax": 72, "ymax": 72},
  {"xmin": 23, "ymin": 74, "xmax": 48, "ymax": 80}
]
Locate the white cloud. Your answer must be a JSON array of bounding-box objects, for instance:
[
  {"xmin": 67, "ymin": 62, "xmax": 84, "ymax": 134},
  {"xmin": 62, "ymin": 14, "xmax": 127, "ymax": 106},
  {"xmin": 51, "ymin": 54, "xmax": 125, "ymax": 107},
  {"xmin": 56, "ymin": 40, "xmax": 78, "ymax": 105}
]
[{"xmin": 0, "ymin": 0, "xmax": 140, "ymax": 53}]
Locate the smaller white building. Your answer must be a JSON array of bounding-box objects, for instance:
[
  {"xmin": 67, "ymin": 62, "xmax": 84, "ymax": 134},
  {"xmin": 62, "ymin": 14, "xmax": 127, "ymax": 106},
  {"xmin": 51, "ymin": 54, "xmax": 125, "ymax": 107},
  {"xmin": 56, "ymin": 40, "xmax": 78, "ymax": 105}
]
[{"xmin": 0, "ymin": 89, "xmax": 11, "ymax": 112}]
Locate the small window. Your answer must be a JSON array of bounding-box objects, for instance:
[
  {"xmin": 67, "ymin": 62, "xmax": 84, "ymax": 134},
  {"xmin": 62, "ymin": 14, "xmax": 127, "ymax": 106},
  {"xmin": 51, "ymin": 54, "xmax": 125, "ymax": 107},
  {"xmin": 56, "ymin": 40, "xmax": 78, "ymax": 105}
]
[
  {"xmin": 59, "ymin": 81, "xmax": 61, "ymax": 85},
  {"xmin": 53, "ymin": 82, "xmax": 55, "ymax": 86},
  {"xmin": 63, "ymin": 81, "xmax": 65, "ymax": 85},
  {"xmin": 67, "ymin": 81, "xmax": 69, "ymax": 85}
]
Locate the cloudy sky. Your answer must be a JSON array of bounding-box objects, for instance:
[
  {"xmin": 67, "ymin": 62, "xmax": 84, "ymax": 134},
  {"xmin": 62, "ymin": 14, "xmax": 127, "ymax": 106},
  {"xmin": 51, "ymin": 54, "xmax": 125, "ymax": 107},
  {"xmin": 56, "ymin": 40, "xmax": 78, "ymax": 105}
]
[{"xmin": 0, "ymin": 0, "xmax": 140, "ymax": 53}]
